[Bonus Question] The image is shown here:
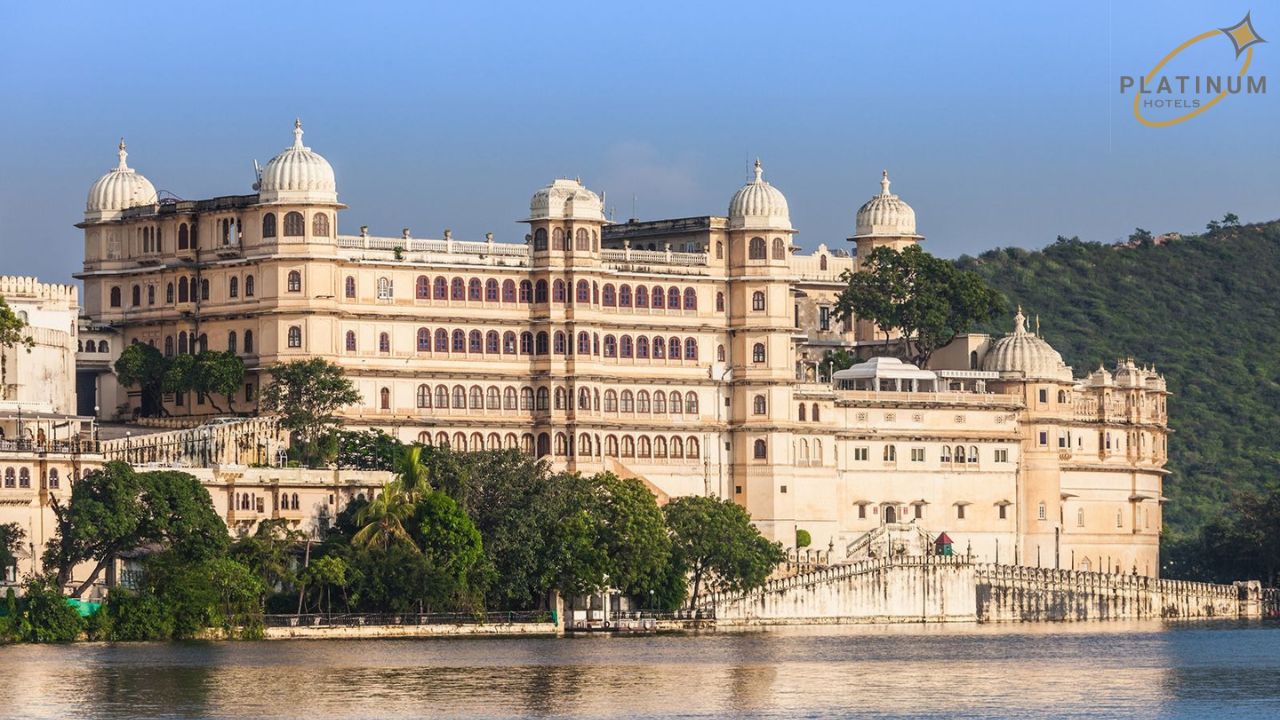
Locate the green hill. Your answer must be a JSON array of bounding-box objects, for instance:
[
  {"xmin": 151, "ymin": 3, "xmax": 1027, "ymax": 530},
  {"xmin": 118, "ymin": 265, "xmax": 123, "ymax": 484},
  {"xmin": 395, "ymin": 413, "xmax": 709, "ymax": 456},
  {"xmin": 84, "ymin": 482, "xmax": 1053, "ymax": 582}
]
[{"xmin": 956, "ymin": 221, "xmax": 1280, "ymax": 540}]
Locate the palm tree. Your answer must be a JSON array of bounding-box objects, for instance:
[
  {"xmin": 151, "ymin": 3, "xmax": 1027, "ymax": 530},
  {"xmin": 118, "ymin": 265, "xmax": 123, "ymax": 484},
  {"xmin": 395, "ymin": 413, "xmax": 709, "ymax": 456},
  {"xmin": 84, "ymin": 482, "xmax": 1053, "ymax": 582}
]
[
  {"xmin": 393, "ymin": 445, "xmax": 431, "ymax": 503},
  {"xmin": 351, "ymin": 485, "xmax": 417, "ymax": 551}
]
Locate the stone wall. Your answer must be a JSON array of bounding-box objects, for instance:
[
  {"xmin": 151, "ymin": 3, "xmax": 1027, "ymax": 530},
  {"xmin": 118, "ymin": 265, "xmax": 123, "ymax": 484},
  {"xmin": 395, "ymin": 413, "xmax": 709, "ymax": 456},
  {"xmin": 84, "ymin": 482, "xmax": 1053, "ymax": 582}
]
[
  {"xmin": 710, "ymin": 556, "xmax": 977, "ymax": 624},
  {"xmin": 708, "ymin": 558, "xmax": 1262, "ymax": 625}
]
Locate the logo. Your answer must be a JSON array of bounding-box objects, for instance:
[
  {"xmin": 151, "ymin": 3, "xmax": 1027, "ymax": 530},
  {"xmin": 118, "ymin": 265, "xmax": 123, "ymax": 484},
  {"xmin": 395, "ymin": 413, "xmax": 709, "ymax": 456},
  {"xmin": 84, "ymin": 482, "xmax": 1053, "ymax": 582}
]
[{"xmin": 1119, "ymin": 12, "xmax": 1266, "ymax": 127}]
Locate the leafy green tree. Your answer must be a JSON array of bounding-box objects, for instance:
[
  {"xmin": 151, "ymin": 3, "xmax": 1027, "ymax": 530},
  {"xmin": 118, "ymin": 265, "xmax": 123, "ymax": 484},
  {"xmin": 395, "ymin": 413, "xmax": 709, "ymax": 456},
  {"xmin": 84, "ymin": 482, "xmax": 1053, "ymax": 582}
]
[
  {"xmin": 795, "ymin": 529, "xmax": 812, "ymax": 549},
  {"xmin": 44, "ymin": 462, "xmax": 229, "ymax": 597},
  {"xmin": 544, "ymin": 476, "xmax": 609, "ymax": 600},
  {"xmin": 592, "ymin": 473, "xmax": 671, "ymax": 599},
  {"xmin": 822, "ymin": 348, "xmax": 858, "ymax": 376},
  {"xmin": 106, "ymin": 588, "xmax": 174, "ymax": 641},
  {"xmin": 352, "ymin": 486, "xmax": 417, "ymax": 551},
  {"xmin": 0, "ymin": 522, "xmax": 24, "ymax": 575},
  {"xmin": 664, "ymin": 496, "xmax": 785, "ymax": 608},
  {"xmin": 395, "ymin": 445, "xmax": 432, "ymax": 503},
  {"xmin": 114, "ymin": 342, "xmax": 168, "ymax": 417},
  {"xmin": 336, "ymin": 429, "xmax": 405, "ymax": 470},
  {"xmin": 230, "ymin": 518, "xmax": 305, "ymax": 593},
  {"xmin": 191, "ymin": 351, "xmax": 245, "ymax": 413},
  {"xmin": 410, "ymin": 490, "xmax": 487, "ymax": 611},
  {"xmin": 260, "ymin": 358, "xmax": 361, "ymax": 449},
  {"xmin": 1128, "ymin": 228, "xmax": 1154, "ymax": 246},
  {"xmin": 0, "ymin": 296, "xmax": 33, "ymax": 401},
  {"xmin": 835, "ymin": 244, "xmax": 1006, "ymax": 367},
  {"xmin": 303, "ymin": 555, "xmax": 350, "ymax": 614}
]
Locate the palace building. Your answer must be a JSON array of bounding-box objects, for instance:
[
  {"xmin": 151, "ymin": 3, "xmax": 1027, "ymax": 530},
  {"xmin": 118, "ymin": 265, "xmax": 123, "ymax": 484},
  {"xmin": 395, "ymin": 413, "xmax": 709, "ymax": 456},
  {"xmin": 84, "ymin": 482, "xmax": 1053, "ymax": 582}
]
[{"xmin": 73, "ymin": 123, "xmax": 1169, "ymax": 576}]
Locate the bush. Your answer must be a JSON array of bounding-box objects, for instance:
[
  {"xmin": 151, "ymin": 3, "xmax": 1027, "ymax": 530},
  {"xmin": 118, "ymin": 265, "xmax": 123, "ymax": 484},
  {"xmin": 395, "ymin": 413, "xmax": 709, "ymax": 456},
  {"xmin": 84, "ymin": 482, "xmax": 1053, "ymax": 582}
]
[
  {"xmin": 795, "ymin": 529, "xmax": 812, "ymax": 549},
  {"xmin": 22, "ymin": 578, "xmax": 84, "ymax": 643},
  {"xmin": 107, "ymin": 589, "xmax": 174, "ymax": 641}
]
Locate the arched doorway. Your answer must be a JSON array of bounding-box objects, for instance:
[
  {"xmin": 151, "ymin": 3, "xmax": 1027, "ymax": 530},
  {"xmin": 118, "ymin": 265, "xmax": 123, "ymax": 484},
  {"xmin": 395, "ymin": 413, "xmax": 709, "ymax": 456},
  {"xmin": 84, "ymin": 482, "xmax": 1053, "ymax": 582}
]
[{"xmin": 883, "ymin": 505, "xmax": 897, "ymax": 524}]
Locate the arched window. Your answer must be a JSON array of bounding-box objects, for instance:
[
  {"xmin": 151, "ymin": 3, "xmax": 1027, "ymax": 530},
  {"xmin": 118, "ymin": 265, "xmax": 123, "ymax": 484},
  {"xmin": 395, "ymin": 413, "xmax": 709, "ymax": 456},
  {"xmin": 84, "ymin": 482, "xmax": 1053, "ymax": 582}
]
[
  {"xmin": 685, "ymin": 338, "xmax": 698, "ymax": 361},
  {"xmin": 752, "ymin": 343, "xmax": 766, "ymax": 363},
  {"xmin": 652, "ymin": 287, "xmax": 665, "ymax": 309},
  {"xmin": 519, "ymin": 280, "xmax": 533, "ymax": 303},
  {"xmin": 436, "ymin": 385, "xmax": 450, "ymax": 408},
  {"xmin": 578, "ymin": 387, "xmax": 591, "ymax": 411},
  {"xmin": 652, "ymin": 337, "xmax": 665, "ymax": 360},
  {"xmin": 553, "ymin": 279, "xmax": 566, "ymax": 303},
  {"xmin": 448, "ymin": 329, "xmax": 463, "ymax": 353},
  {"xmin": 451, "ymin": 277, "xmax": 465, "ymax": 301},
  {"xmin": 503, "ymin": 331, "xmax": 517, "ymax": 354},
  {"xmin": 245, "ymin": 275, "xmax": 255, "ymax": 297},
  {"xmin": 487, "ymin": 386, "xmax": 501, "ymax": 410},
  {"xmin": 954, "ymin": 445, "xmax": 966, "ymax": 463},
  {"xmin": 163, "ymin": 336, "xmax": 174, "ymax": 357},
  {"xmin": 287, "ymin": 326, "xmax": 302, "ymax": 348},
  {"xmin": 577, "ymin": 332, "xmax": 590, "ymax": 355},
  {"xmin": 969, "ymin": 446, "xmax": 979, "ymax": 463},
  {"xmin": 552, "ymin": 228, "xmax": 565, "ymax": 251},
  {"xmin": 621, "ymin": 390, "xmax": 635, "ymax": 413},
  {"xmin": 470, "ymin": 386, "xmax": 484, "ymax": 409},
  {"xmin": 941, "ymin": 446, "xmax": 952, "ymax": 462},
  {"xmin": 416, "ymin": 276, "xmax": 430, "ymax": 299},
  {"xmin": 417, "ymin": 384, "xmax": 431, "ymax": 408},
  {"xmin": 535, "ymin": 387, "xmax": 550, "ymax": 411},
  {"xmin": 576, "ymin": 280, "xmax": 590, "ymax": 304},
  {"xmin": 603, "ymin": 284, "xmax": 617, "ymax": 306},
  {"xmin": 668, "ymin": 337, "xmax": 681, "ymax": 360},
  {"xmin": 553, "ymin": 332, "xmax": 566, "ymax": 355},
  {"xmin": 717, "ymin": 344, "xmax": 726, "ymax": 362},
  {"xmin": 243, "ymin": 330, "xmax": 254, "ymax": 353},
  {"xmin": 379, "ymin": 332, "xmax": 390, "ymax": 353},
  {"xmin": 622, "ymin": 436, "xmax": 635, "ymax": 457},
  {"xmin": 521, "ymin": 332, "xmax": 534, "ymax": 354},
  {"xmin": 970, "ymin": 350, "xmax": 979, "ymax": 370},
  {"xmin": 485, "ymin": 279, "xmax": 499, "ymax": 302},
  {"xmin": 636, "ymin": 336, "xmax": 650, "ymax": 359},
  {"xmin": 453, "ymin": 385, "xmax": 467, "ymax": 409},
  {"xmin": 772, "ymin": 238, "xmax": 786, "ymax": 259},
  {"xmin": 312, "ymin": 213, "xmax": 330, "ymax": 237},
  {"xmin": 177, "ymin": 277, "xmax": 188, "ymax": 303},
  {"xmin": 417, "ymin": 328, "xmax": 430, "ymax": 352},
  {"xmin": 2, "ymin": 469, "xmax": 11, "ymax": 488},
  {"xmin": 619, "ymin": 284, "xmax": 633, "ymax": 307},
  {"xmin": 283, "ymin": 211, "xmax": 305, "ymax": 236},
  {"xmin": 178, "ymin": 332, "xmax": 189, "ymax": 355},
  {"xmin": 520, "ymin": 387, "xmax": 535, "ymax": 410},
  {"xmin": 687, "ymin": 436, "xmax": 700, "ymax": 458},
  {"xmin": 179, "ymin": 222, "xmax": 192, "ymax": 248},
  {"xmin": 434, "ymin": 276, "xmax": 448, "ymax": 300},
  {"xmin": 200, "ymin": 278, "xmax": 210, "ymax": 301},
  {"xmin": 468, "ymin": 278, "xmax": 482, "ymax": 301},
  {"xmin": 716, "ymin": 292, "xmax": 725, "ymax": 312},
  {"xmin": 230, "ymin": 277, "xmax": 240, "ymax": 298},
  {"xmin": 606, "ymin": 435, "xmax": 619, "ymax": 456},
  {"xmin": 576, "ymin": 227, "xmax": 590, "ymax": 251},
  {"xmin": 820, "ymin": 255, "xmax": 828, "ymax": 271},
  {"xmin": 345, "ymin": 276, "xmax": 357, "ymax": 298},
  {"xmin": 533, "ymin": 228, "xmax": 548, "ymax": 251},
  {"xmin": 752, "ymin": 291, "xmax": 766, "ymax": 311},
  {"xmin": 468, "ymin": 330, "xmax": 484, "ymax": 353},
  {"xmin": 620, "ymin": 335, "xmax": 634, "ymax": 358},
  {"xmin": 287, "ymin": 270, "xmax": 302, "ymax": 293},
  {"xmin": 502, "ymin": 279, "xmax": 516, "ymax": 303},
  {"xmin": 639, "ymin": 436, "xmax": 652, "ymax": 458},
  {"xmin": 262, "ymin": 213, "xmax": 276, "ymax": 238},
  {"xmin": 754, "ymin": 439, "xmax": 767, "ymax": 459},
  {"xmin": 798, "ymin": 403, "xmax": 806, "ymax": 421},
  {"xmin": 227, "ymin": 331, "xmax": 237, "ymax": 354},
  {"xmin": 504, "ymin": 387, "xmax": 517, "ymax": 409},
  {"xmin": 604, "ymin": 390, "xmax": 618, "ymax": 412},
  {"xmin": 435, "ymin": 328, "xmax": 449, "ymax": 352},
  {"xmin": 378, "ymin": 277, "xmax": 393, "ymax": 300},
  {"xmin": 131, "ymin": 285, "xmax": 141, "ymax": 307},
  {"xmin": 604, "ymin": 335, "xmax": 617, "ymax": 357},
  {"xmin": 716, "ymin": 241, "xmax": 724, "ymax": 259},
  {"xmin": 147, "ymin": 285, "xmax": 155, "ymax": 305},
  {"xmin": 535, "ymin": 280, "xmax": 548, "ymax": 303},
  {"xmin": 635, "ymin": 286, "xmax": 649, "ymax": 308},
  {"xmin": 166, "ymin": 283, "xmax": 174, "ymax": 304},
  {"xmin": 48, "ymin": 469, "xmax": 59, "ymax": 489},
  {"xmin": 486, "ymin": 330, "xmax": 500, "ymax": 354},
  {"xmin": 98, "ymin": 340, "xmax": 109, "ymax": 353},
  {"xmin": 669, "ymin": 287, "xmax": 682, "ymax": 309},
  {"xmin": 749, "ymin": 237, "xmax": 767, "ymax": 259},
  {"xmin": 554, "ymin": 387, "xmax": 567, "ymax": 410},
  {"xmin": 812, "ymin": 403, "xmax": 820, "ymax": 422},
  {"xmin": 754, "ymin": 395, "xmax": 767, "ymax": 415},
  {"xmin": 18, "ymin": 468, "xmax": 30, "ymax": 488},
  {"xmin": 379, "ymin": 387, "xmax": 391, "ymax": 410}
]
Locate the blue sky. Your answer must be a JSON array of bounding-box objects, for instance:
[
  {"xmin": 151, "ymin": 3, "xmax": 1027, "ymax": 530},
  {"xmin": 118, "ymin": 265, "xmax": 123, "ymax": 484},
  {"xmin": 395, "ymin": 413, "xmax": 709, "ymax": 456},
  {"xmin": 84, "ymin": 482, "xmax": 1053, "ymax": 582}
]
[{"xmin": 1, "ymin": 0, "xmax": 1276, "ymax": 283}]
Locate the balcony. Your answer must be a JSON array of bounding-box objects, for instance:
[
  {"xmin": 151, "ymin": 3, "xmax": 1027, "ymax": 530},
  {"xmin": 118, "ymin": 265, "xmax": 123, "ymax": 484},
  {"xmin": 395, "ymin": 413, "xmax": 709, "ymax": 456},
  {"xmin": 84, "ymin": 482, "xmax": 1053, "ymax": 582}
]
[{"xmin": 0, "ymin": 439, "xmax": 102, "ymax": 456}]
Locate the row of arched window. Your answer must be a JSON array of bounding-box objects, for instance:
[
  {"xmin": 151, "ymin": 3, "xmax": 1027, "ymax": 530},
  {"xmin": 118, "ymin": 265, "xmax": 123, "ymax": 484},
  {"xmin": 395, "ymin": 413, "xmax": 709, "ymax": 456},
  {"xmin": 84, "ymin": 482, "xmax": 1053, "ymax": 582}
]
[
  {"xmin": 355, "ymin": 274, "xmax": 708, "ymax": 312},
  {"xmin": 261, "ymin": 211, "xmax": 329, "ymax": 239},
  {"xmin": 747, "ymin": 236, "xmax": 789, "ymax": 260},
  {"xmin": 2, "ymin": 467, "xmax": 68, "ymax": 489},
  {"xmin": 351, "ymin": 327, "xmax": 704, "ymax": 361},
  {"xmin": 398, "ymin": 384, "xmax": 700, "ymax": 417},
  {"xmin": 110, "ymin": 275, "xmax": 255, "ymax": 309},
  {"xmin": 416, "ymin": 430, "xmax": 702, "ymax": 460},
  {"xmin": 797, "ymin": 403, "xmax": 822, "ymax": 422},
  {"xmin": 531, "ymin": 227, "xmax": 598, "ymax": 252},
  {"xmin": 79, "ymin": 340, "xmax": 110, "ymax": 353}
]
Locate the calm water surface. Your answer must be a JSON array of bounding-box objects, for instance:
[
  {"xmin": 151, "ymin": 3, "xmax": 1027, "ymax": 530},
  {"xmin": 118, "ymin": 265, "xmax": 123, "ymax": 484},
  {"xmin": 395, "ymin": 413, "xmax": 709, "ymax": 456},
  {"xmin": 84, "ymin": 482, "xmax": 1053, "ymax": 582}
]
[{"xmin": 3, "ymin": 620, "xmax": 1279, "ymax": 719}]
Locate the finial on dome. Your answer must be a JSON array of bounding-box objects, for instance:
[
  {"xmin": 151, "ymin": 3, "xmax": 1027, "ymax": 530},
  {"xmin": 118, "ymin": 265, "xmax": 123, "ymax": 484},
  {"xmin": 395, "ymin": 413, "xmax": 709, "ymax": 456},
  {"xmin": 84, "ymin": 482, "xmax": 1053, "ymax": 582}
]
[
  {"xmin": 292, "ymin": 118, "xmax": 304, "ymax": 149},
  {"xmin": 1013, "ymin": 306, "xmax": 1027, "ymax": 334},
  {"xmin": 117, "ymin": 138, "xmax": 128, "ymax": 170},
  {"xmin": 1035, "ymin": 314, "xmax": 1041, "ymax": 336},
  {"xmin": 880, "ymin": 169, "xmax": 890, "ymax": 195},
  {"xmin": 753, "ymin": 158, "xmax": 763, "ymax": 183}
]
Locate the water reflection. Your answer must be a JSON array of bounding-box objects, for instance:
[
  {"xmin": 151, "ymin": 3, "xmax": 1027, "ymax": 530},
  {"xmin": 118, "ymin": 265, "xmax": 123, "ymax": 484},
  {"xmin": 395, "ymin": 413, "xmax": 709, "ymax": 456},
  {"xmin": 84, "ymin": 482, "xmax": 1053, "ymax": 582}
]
[{"xmin": 2, "ymin": 621, "xmax": 1279, "ymax": 719}]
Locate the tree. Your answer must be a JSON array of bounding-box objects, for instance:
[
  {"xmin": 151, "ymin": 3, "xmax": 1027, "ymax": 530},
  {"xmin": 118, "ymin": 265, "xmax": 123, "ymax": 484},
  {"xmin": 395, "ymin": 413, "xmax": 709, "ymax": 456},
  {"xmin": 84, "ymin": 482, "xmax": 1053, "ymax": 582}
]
[
  {"xmin": 1128, "ymin": 227, "xmax": 1154, "ymax": 246},
  {"xmin": 834, "ymin": 244, "xmax": 1006, "ymax": 367},
  {"xmin": 351, "ymin": 486, "xmax": 417, "ymax": 551},
  {"xmin": 191, "ymin": 351, "xmax": 245, "ymax": 413},
  {"xmin": 663, "ymin": 496, "xmax": 785, "ymax": 608},
  {"xmin": 0, "ymin": 522, "xmax": 24, "ymax": 575},
  {"xmin": 394, "ymin": 445, "xmax": 432, "ymax": 503},
  {"xmin": 19, "ymin": 577, "xmax": 84, "ymax": 642},
  {"xmin": 336, "ymin": 429, "xmax": 405, "ymax": 470},
  {"xmin": 592, "ymin": 473, "xmax": 671, "ymax": 599},
  {"xmin": 230, "ymin": 518, "xmax": 305, "ymax": 593},
  {"xmin": 303, "ymin": 555, "xmax": 350, "ymax": 615},
  {"xmin": 0, "ymin": 296, "xmax": 33, "ymax": 402},
  {"xmin": 44, "ymin": 462, "xmax": 229, "ymax": 597},
  {"xmin": 822, "ymin": 348, "xmax": 858, "ymax": 376},
  {"xmin": 115, "ymin": 342, "xmax": 168, "ymax": 417},
  {"xmin": 260, "ymin": 358, "xmax": 361, "ymax": 449},
  {"xmin": 410, "ymin": 490, "xmax": 487, "ymax": 611},
  {"xmin": 795, "ymin": 529, "xmax": 812, "ymax": 549}
]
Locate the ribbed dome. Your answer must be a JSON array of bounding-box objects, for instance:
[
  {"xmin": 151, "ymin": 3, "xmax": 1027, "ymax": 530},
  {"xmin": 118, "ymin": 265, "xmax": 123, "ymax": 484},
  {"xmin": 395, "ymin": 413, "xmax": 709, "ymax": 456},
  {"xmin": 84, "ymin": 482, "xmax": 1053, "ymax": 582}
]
[
  {"xmin": 527, "ymin": 178, "xmax": 604, "ymax": 221},
  {"xmin": 85, "ymin": 140, "xmax": 157, "ymax": 216},
  {"xmin": 982, "ymin": 308, "xmax": 1073, "ymax": 381},
  {"xmin": 728, "ymin": 159, "xmax": 791, "ymax": 230},
  {"xmin": 257, "ymin": 119, "xmax": 337, "ymax": 203},
  {"xmin": 854, "ymin": 171, "xmax": 919, "ymax": 238}
]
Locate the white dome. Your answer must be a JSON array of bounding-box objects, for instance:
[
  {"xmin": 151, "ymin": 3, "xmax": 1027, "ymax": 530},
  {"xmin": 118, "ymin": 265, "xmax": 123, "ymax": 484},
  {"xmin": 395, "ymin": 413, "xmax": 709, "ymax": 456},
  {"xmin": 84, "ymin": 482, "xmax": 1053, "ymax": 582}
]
[
  {"xmin": 982, "ymin": 308, "xmax": 1073, "ymax": 381},
  {"xmin": 85, "ymin": 140, "xmax": 157, "ymax": 217},
  {"xmin": 728, "ymin": 159, "xmax": 791, "ymax": 230},
  {"xmin": 854, "ymin": 171, "xmax": 919, "ymax": 238},
  {"xmin": 527, "ymin": 178, "xmax": 604, "ymax": 221},
  {"xmin": 257, "ymin": 119, "xmax": 337, "ymax": 203}
]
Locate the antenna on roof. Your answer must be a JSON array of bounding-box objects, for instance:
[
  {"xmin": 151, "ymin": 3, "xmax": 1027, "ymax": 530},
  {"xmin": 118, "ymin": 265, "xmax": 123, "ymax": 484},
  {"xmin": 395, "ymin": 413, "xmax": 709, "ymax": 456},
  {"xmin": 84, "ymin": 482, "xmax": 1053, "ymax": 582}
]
[{"xmin": 252, "ymin": 159, "xmax": 262, "ymax": 191}]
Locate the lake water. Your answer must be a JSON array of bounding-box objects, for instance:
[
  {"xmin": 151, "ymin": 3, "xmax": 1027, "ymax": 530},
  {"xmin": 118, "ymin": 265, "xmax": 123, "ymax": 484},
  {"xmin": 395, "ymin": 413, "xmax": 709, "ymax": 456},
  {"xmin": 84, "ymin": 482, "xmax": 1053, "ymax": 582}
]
[{"xmin": 2, "ymin": 620, "xmax": 1279, "ymax": 719}]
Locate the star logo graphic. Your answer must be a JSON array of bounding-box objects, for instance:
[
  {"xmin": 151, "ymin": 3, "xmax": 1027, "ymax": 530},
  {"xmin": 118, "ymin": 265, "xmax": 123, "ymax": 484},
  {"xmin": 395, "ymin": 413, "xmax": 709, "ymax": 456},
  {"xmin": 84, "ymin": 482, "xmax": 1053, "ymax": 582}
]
[{"xmin": 1219, "ymin": 12, "xmax": 1266, "ymax": 58}]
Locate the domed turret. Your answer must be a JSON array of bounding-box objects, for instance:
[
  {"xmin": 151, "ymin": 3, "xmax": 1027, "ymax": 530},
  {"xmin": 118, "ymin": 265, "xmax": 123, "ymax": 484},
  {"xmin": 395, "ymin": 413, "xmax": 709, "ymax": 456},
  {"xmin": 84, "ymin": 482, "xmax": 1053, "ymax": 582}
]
[
  {"xmin": 85, "ymin": 140, "xmax": 157, "ymax": 219},
  {"xmin": 853, "ymin": 171, "xmax": 920, "ymax": 239},
  {"xmin": 982, "ymin": 308, "xmax": 1073, "ymax": 381},
  {"xmin": 527, "ymin": 178, "xmax": 604, "ymax": 221},
  {"xmin": 257, "ymin": 119, "xmax": 337, "ymax": 204},
  {"xmin": 728, "ymin": 159, "xmax": 791, "ymax": 230}
]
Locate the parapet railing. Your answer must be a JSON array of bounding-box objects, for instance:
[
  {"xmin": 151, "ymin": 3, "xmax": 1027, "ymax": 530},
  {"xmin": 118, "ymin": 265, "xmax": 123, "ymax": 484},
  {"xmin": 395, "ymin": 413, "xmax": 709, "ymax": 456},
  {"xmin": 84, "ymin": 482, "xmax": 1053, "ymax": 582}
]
[
  {"xmin": 263, "ymin": 611, "xmax": 551, "ymax": 627},
  {"xmin": 700, "ymin": 554, "xmax": 974, "ymax": 609},
  {"xmin": 0, "ymin": 438, "xmax": 102, "ymax": 455}
]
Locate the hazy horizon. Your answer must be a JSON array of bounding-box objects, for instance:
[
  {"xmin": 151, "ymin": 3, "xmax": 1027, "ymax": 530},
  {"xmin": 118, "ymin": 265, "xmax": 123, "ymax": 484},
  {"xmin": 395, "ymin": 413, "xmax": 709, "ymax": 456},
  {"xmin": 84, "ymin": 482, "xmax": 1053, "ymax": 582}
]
[{"xmin": 1, "ymin": 0, "xmax": 1276, "ymax": 284}]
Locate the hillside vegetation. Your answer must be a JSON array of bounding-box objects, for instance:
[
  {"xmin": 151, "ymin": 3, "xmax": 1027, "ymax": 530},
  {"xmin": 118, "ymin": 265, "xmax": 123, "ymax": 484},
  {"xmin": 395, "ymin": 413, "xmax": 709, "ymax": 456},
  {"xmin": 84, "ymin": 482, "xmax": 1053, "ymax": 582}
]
[{"xmin": 956, "ymin": 221, "xmax": 1280, "ymax": 540}]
